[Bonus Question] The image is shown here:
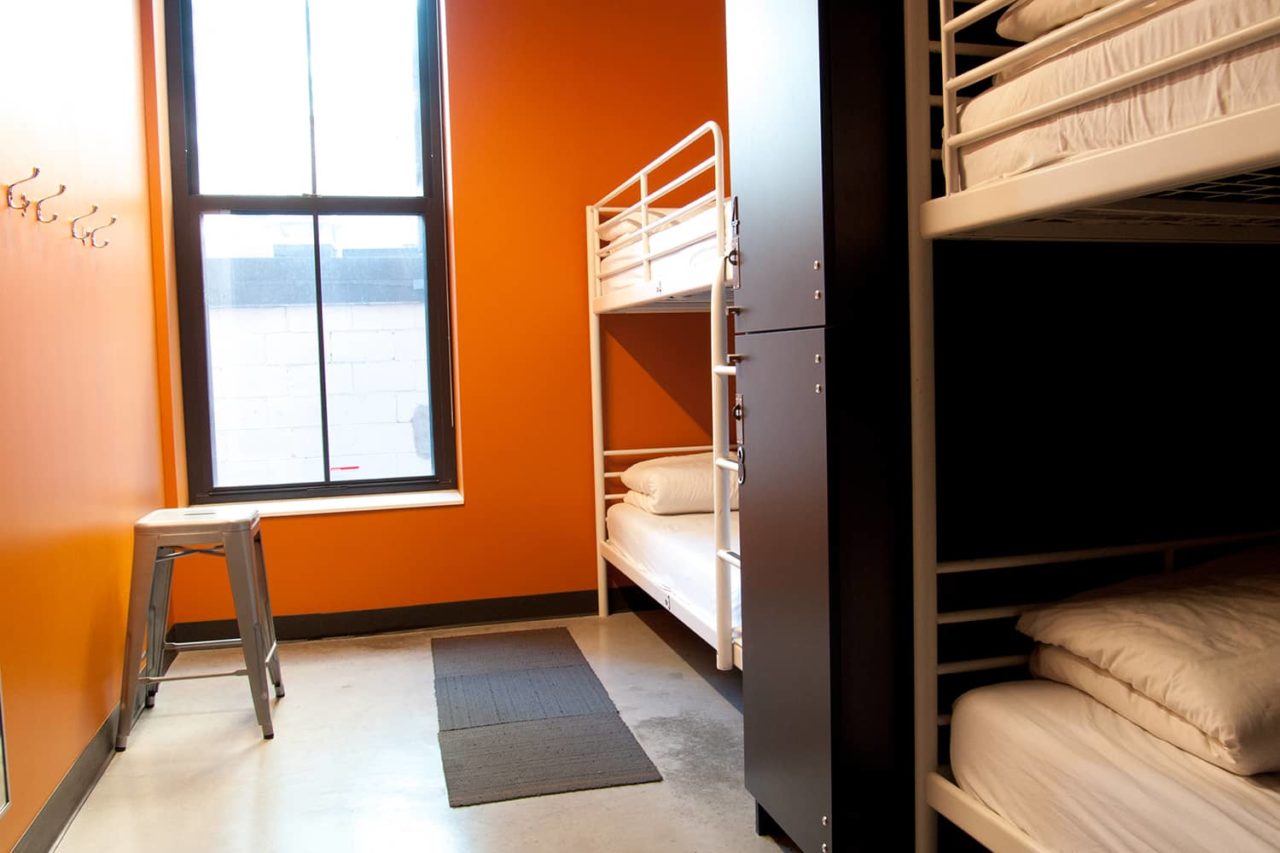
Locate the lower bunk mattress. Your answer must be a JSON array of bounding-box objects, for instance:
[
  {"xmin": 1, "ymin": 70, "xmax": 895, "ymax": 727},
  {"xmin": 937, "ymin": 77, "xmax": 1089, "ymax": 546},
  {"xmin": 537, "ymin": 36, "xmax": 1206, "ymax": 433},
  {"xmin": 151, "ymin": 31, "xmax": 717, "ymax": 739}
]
[
  {"xmin": 951, "ymin": 680, "xmax": 1280, "ymax": 852},
  {"xmin": 604, "ymin": 502, "xmax": 741, "ymax": 639}
]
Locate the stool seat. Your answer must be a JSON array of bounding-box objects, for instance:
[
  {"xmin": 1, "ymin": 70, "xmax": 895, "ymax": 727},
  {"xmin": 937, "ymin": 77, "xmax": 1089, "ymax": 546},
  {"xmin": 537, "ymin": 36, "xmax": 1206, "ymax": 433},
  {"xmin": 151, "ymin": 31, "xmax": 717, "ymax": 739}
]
[
  {"xmin": 116, "ymin": 506, "xmax": 283, "ymax": 750},
  {"xmin": 136, "ymin": 506, "xmax": 260, "ymax": 537}
]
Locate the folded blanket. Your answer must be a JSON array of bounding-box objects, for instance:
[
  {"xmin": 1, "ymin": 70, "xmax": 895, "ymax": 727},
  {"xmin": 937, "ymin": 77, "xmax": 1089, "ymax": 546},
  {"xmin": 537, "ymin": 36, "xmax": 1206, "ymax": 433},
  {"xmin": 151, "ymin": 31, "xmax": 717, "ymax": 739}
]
[
  {"xmin": 1018, "ymin": 544, "xmax": 1280, "ymax": 774},
  {"xmin": 621, "ymin": 452, "xmax": 739, "ymax": 515}
]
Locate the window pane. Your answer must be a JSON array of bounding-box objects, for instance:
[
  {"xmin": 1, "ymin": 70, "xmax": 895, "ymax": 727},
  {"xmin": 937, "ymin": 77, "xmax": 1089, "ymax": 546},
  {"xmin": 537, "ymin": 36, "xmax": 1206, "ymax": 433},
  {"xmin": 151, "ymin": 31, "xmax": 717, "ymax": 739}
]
[
  {"xmin": 203, "ymin": 214, "xmax": 325, "ymax": 487},
  {"xmin": 190, "ymin": 0, "xmax": 313, "ymax": 195},
  {"xmin": 309, "ymin": 0, "xmax": 424, "ymax": 196},
  {"xmin": 319, "ymin": 216, "xmax": 433, "ymax": 481}
]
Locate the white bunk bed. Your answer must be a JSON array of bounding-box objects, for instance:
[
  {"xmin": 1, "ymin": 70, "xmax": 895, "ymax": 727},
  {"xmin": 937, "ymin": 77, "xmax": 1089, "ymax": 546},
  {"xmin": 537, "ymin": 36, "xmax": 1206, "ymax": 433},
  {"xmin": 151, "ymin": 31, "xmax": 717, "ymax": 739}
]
[
  {"xmin": 903, "ymin": 1, "xmax": 1280, "ymax": 850},
  {"xmin": 586, "ymin": 121, "xmax": 743, "ymax": 671}
]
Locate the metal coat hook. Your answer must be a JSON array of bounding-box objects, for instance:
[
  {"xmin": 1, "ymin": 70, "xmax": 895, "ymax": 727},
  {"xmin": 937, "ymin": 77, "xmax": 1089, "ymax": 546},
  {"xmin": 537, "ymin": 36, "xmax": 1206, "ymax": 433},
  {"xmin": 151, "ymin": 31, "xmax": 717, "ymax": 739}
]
[
  {"xmin": 5, "ymin": 167, "xmax": 39, "ymax": 212},
  {"xmin": 33, "ymin": 184, "xmax": 66, "ymax": 223},
  {"xmin": 87, "ymin": 216, "xmax": 117, "ymax": 248},
  {"xmin": 70, "ymin": 205, "xmax": 99, "ymax": 243}
]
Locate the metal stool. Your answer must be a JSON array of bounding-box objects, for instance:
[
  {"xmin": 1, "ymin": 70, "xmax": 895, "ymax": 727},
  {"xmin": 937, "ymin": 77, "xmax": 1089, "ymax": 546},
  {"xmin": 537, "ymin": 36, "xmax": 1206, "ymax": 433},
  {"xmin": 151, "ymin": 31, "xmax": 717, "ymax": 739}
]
[{"xmin": 115, "ymin": 507, "xmax": 284, "ymax": 750}]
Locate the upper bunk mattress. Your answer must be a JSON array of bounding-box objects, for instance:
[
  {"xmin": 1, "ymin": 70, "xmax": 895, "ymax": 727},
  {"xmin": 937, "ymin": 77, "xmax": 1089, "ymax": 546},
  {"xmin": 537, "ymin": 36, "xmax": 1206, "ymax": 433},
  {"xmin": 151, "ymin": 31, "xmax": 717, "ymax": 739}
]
[
  {"xmin": 605, "ymin": 502, "xmax": 741, "ymax": 638},
  {"xmin": 951, "ymin": 680, "xmax": 1280, "ymax": 852},
  {"xmin": 598, "ymin": 201, "xmax": 731, "ymax": 295},
  {"xmin": 958, "ymin": 0, "xmax": 1280, "ymax": 189}
]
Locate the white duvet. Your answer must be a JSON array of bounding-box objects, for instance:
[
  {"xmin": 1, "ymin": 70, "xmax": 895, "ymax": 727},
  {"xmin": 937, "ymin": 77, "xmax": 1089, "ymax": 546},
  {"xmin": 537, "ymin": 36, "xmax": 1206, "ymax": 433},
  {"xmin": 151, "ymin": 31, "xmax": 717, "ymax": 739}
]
[{"xmin": 1018, "ymin": 544, "xmax": 1280, "ymax": 774}]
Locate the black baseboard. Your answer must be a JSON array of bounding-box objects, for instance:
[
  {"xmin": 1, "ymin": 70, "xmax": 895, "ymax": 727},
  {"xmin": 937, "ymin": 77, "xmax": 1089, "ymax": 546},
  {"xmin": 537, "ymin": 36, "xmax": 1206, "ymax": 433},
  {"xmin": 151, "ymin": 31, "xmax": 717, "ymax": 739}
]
[
  {"xmin": 171, "ymin": 587, "xmax": 657, "ymax": 644},
  {"xmin": 14, "ymin": 709, "xmax": 118, "ymax": 853}
]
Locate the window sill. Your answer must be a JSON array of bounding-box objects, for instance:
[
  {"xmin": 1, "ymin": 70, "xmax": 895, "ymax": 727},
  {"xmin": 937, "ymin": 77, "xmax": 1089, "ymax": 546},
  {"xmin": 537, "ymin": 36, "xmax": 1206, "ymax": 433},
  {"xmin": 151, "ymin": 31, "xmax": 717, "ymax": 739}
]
[{"xmin": 198, "ymin": 489, "xmax": 464, "ymax": 518}]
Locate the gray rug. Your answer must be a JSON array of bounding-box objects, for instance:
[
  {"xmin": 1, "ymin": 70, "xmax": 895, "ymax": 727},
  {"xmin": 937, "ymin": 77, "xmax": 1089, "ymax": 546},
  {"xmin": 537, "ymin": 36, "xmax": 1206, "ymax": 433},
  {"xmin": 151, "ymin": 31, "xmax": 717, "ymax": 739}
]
[{"xmin": 432, "ymin": 628, "xmax": 662, "ymax": 807}]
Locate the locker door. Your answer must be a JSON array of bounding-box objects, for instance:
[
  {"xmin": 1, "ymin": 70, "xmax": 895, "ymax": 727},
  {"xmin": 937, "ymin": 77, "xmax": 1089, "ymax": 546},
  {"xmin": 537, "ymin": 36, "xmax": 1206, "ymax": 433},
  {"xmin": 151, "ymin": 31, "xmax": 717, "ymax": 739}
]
[
  {"xmin": 726, "ymin": 0, "xmax": 826, "ymax": 334},
  {"xmin": 737, "ymin": 327, "xmax": 831, "ymax": 853}
]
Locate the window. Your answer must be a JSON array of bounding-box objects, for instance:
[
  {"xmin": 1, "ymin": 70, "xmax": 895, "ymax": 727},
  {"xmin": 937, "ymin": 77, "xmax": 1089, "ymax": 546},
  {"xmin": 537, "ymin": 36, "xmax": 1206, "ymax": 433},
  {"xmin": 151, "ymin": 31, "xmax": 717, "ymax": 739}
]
[{"xmin": 166, "ymin": 0, "xmax": 455, "ymax": 502}]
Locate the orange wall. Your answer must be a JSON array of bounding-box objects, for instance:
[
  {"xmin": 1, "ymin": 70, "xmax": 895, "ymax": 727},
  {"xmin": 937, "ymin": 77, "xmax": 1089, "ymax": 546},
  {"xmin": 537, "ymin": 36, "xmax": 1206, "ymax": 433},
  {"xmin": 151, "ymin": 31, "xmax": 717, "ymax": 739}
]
[
  {"xmin": 0, "ymin": 0, "xmax": 165, "ymax": 846},
  {"xmin": 170, "ymin": 0, "xmax": 729, "ymax": 621}
]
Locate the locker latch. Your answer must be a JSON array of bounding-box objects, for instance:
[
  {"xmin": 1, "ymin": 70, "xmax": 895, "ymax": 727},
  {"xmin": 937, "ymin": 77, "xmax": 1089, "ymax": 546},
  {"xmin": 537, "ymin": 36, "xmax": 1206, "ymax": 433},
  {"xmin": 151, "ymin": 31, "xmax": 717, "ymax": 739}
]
[{"xmin": 733, "ymin": 393, "xmax": 746, "ymax": 485}]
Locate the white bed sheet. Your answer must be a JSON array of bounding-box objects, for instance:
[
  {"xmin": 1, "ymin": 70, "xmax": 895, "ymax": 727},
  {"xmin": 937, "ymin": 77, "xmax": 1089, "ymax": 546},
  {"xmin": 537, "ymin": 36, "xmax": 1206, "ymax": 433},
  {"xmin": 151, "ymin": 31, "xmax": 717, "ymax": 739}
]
[
  {"xmin": 598, "ymin": 202, "xmax": 730, "ymax": 293},
  {"xmin": 958, "ymin": 0, "xmax": 1280, "ymax": 188},
  {"xmin": 951, "ymin": 680, "xmax": 1280, "ymax": 852},
  {"xmin": 605, "ymin": 502, "xmax": 741, "ymax": 638}
]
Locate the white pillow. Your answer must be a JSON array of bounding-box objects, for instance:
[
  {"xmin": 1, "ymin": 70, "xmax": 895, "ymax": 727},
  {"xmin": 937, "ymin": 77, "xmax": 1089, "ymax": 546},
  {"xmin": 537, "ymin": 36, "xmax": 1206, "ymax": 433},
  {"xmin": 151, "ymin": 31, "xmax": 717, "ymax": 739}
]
[
  {"xmin": 996, "ymin": 0, "xmax": 1122, "ymax": 42},
  {"xmin": 621, "ymin": 452, "xmax": 739, "ymax": 515},
  {"xmin": 597, "ymin": 209, "xmax": 672, "ymax": 242},
  {"xmin": 1018, "ymin": 544, "xmax": 1280, "ymax": 775},
  {"xmin": 1031, "ymin": 643, "xmax": 1280, "ymax": 775}
]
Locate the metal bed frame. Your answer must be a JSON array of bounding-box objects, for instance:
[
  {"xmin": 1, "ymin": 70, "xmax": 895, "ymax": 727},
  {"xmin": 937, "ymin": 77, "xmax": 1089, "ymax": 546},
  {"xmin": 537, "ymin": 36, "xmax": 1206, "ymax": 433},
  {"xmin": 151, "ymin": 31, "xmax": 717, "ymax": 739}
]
[
  {"xmin": 904, "ymin": 1, "xmax": 1280, "ymax": 850},
  {"xmin": 586, "ymin": 121, "xmax": 743, "ymax": 671}
]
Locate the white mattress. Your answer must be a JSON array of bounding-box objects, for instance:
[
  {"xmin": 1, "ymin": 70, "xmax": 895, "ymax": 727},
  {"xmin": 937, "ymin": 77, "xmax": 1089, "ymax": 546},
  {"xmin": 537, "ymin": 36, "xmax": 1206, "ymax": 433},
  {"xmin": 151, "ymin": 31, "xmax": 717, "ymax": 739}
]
[
  {"xmin": 605, "ymin": 502, "xmax": 741, "ymax": 638},
  {"xmin": 958, "ymin": 0, "xmax": 1280, "ymax": 188},
  {"xmin": 598, "ymin": 201, "xmax": 730, "ymax": 293},
  {"xmin": 951, "ymin": 680, "xmax": 1280, "ymax": 852}
]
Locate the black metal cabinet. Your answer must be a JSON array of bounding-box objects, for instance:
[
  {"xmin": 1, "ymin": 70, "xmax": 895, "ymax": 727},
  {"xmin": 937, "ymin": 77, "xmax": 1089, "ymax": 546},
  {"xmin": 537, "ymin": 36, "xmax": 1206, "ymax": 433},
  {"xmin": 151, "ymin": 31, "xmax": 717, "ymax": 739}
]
[{"xmin": 729, "ymin": 0, "xmax": 913, "ymax": 850}]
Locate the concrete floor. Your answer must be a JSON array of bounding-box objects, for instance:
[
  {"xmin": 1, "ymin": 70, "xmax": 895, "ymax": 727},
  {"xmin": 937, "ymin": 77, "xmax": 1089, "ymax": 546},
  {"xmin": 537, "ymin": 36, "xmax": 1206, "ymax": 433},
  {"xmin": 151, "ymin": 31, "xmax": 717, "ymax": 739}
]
[{"xmin": 58, "ymin": 613, "xmax": 790, "ymax": 853}]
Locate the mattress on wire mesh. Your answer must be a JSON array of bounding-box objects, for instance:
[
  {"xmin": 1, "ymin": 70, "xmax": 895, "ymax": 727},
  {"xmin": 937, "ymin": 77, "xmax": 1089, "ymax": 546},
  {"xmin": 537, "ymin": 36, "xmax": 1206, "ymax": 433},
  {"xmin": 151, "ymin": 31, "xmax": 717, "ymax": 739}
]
[
  {"xmin": 957, "ymin": 0, "xmax": 1280, "ymax": 188},
  {"xmin": 605, "ymin": 502, "xmax": 741, "ymax": 639},
  {"xmin": 951, "ymin": 680, "xmax": 1280, "ymax": 853}
]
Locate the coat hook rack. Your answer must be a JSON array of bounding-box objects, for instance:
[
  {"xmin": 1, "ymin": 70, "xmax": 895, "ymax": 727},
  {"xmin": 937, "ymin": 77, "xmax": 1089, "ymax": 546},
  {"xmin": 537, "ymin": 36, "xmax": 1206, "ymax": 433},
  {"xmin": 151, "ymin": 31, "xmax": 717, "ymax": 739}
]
[
  {"xmin": 5, "ymin": 167, "xmax": 39, "ymax": 213},
  {"xmin": 87, "ymin": 216, "xmax": 117, "ymax": 249},
  {"xmin": 33, "ymin": 184, "xmax": 66, "ymax": 224},
  {"xmin": 70, "ymin": 205, "xmax": 99, "ymax": 244}
]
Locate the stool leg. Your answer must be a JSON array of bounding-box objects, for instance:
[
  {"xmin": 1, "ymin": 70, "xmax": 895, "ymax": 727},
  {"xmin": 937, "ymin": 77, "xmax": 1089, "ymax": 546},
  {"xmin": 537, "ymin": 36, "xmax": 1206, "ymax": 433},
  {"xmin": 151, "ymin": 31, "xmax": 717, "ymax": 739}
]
[
  {"xmin": 145, "ymin": 549, "xmax": 177, "ymax": 707},
  {"xmin": 252, "ymin": 530, "xmax": 285, "ymax": 698},
  {"xmin": 225, "ymin": 531, "xmax": 274, "ymax": 740},
  {"xmin": 116, "ymin": 533, "xmax": 159, "ymax": 751}
]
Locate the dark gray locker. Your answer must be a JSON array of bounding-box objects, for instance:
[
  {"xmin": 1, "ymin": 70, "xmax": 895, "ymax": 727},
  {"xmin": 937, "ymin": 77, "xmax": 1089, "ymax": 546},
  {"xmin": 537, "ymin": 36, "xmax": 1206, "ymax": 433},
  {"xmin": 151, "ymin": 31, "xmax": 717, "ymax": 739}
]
[
  {"xmin": 725, "ymin": 0, "xmax": 826, "ymax": 333},
  {"xmin": 737, "ymin": 327, "xmax": 831, "ymax": 853},
  {"xmin": 728, "ymin": 0, "xmax": 913, "ymax": 850}
]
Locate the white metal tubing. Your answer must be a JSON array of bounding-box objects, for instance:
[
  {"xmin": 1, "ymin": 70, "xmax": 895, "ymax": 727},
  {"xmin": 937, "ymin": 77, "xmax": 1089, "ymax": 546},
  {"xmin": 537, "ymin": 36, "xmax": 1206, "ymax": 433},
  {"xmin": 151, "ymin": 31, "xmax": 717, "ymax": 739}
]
[
  {"xmin": 598, "ymin": 219, "xmax": 724, "ymax": 279},
  {"xmin": 717, "ymin": 548, "xmax": 741, "ymax": 569},
  {"xmin": 706, "ymin": 122, "xmax": 733, "ymax": 673},
  {"xmin": 938, "ymin": 529, "xmax": 1280, "ymax": 574},
  {"xmin": 936, "ymin": 604, "xmax": 1035, "ymax": 624},
  {"xmin": 940, "ymin": 0, "xmax": 959, "ymax": 193},
  {"xmin": 906, "ymin": 0, "xmax": 940, "ymax": 847},
  {"xmin": 597, "ymin": 192, "xmax": 718, "ymax": 257},
  {"xmin": 713, "ymin": 456, "xmax": 740, "ymax": 473},
  {"xmin": 597, "ymin": 163, "xmax": 717, "ymax": 240},
  {"xmin": 947, "ymin": 16, "xmax": 1280, "ymax": 151},
  {"xmin": 595, "ymin": 121, "xmax": 723, "ymax": 208},
  {"xmin": 587, "ymin": 206, "xmax": 609, "ymax": 618},
  {"xmin": 936, "ymin": 654, "xmax": 1030, "ymax": 676},
  {"xmin": 603, "ymin": 445, "xmax": 713, "ymax": 457},
  {"xmin": 712, "ymin": 364, "xmax": 737, "ymax": 376},
  {"xmin": 640, "ymin": 171, "xmax": 651, "ymax": 285}
]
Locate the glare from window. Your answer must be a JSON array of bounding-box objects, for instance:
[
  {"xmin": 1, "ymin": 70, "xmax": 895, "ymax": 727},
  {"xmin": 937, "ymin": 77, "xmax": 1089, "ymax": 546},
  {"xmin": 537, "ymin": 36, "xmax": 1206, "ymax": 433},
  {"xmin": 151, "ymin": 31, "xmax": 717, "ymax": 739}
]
[{"xmin": 191, "ymin": 0, "xmax": 424, "ymax": 197}]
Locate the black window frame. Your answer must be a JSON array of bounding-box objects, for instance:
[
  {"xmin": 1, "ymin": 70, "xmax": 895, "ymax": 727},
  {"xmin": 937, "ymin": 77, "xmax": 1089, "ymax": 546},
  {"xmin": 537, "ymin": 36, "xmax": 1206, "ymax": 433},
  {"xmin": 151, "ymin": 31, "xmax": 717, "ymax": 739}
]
[{"xmin": 165, "ymin": 0, "xmax": 456, "ymax": 504}]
